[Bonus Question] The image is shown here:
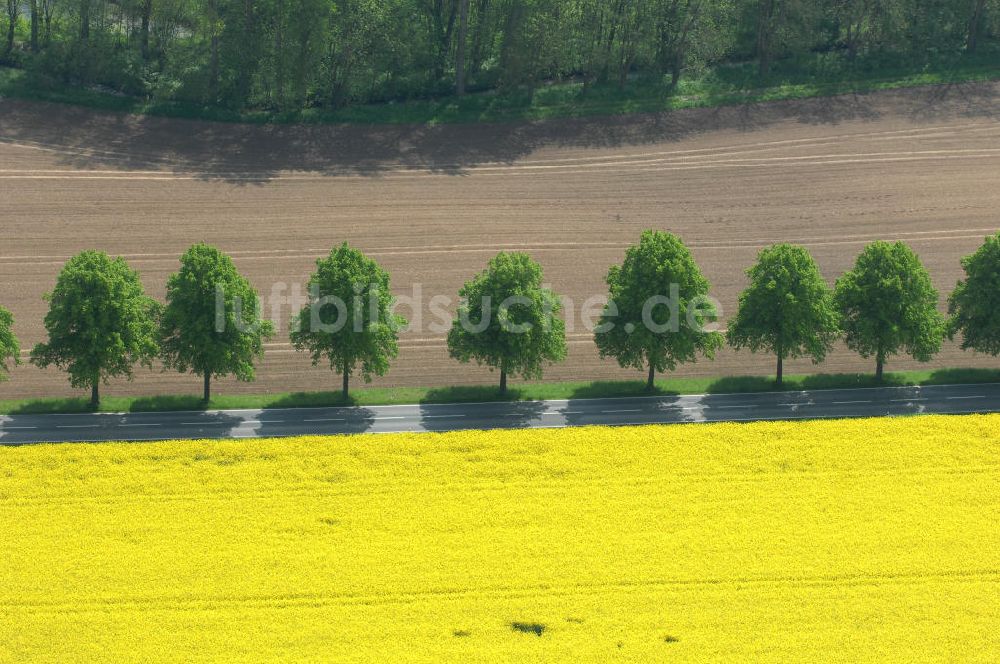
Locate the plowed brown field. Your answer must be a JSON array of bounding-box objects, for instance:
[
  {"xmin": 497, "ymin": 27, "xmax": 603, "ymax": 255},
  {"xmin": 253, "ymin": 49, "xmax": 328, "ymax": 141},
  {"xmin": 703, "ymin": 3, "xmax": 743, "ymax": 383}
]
[{"xmin": 2, "ymin": 82, "xmax": 1000, "ymax": 399}]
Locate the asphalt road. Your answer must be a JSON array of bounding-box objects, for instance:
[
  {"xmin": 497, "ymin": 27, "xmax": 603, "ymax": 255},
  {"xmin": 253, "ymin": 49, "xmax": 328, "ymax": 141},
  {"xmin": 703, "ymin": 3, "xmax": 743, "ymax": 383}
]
[{"xmin": 1, "ymin": 383, "xmax": 998, "ymax": 445}]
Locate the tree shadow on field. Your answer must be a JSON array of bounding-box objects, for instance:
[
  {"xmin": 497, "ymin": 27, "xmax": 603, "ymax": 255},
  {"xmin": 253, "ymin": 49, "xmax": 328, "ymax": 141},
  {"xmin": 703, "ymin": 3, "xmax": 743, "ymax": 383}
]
[
  {"xmin": 706, "ymin": 372, "xmax": 915, "ymax": 394},
  {"xmin": 704, "ymin": 375, "xmax": 785, "ymax": 394},
  {"xmin": 5, "ymin": 397, "xmax": 96, "ymax": 415},
  {"xmin": 567, "ymin": 379, "xmax": 680, "ymax": 400},
  {"xmin": 264, "ymin": 390, "xmax": 358, "ymax": 409},
  {"xmin": 127, "ymin": 394, "xmax": 210, "ymax": 412},
  {"xmin": 420, "ymin": 384, "xmax": 524, "ymax": 404},
  {"xmin": 925, "ymin": 367, "xmax": 1000, "ymax": 386},
  {"xmin": 2, "ymin": 80, "xmax": 998, "ymax": 183}
]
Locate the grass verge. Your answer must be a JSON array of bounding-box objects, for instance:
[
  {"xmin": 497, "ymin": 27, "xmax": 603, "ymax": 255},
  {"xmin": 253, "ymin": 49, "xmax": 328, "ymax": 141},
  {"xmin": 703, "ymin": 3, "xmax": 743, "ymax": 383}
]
[
  {"xmin": 1, "ymin": 367, "xmax": 997, "ymax": 415},
  {"xmin": 3, "ymin": 55, "xmax": 1000, "ymax": 126}
]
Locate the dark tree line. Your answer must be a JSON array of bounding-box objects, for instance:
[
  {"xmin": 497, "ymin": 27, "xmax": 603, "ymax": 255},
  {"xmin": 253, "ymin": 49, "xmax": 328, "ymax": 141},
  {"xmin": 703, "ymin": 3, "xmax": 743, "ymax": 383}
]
[
  {"xmin": 2, "ymin": 0, "xmax": 998, "ymax": 111},
  {"xmin": 5, "ymin": 232, "xmax": 1000, "ymax": 406}
]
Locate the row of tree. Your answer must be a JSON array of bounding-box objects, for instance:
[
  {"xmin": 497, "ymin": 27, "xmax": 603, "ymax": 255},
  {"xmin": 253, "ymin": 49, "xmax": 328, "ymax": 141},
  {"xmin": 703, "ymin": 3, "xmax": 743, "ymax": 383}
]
[
  {"xmin": 1, "ymin": 231, "xmax": 999, "ymax": 406},
  {"xmin": 3, "ymin": 1, "xmax": 998, "ymax": 110}
]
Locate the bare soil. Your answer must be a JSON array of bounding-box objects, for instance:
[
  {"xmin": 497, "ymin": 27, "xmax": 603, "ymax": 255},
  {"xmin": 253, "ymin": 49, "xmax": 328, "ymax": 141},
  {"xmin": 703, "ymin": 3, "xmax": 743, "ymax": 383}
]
[{"xmin": 2, "ymin": 81, "xmax": 999, "ymax": 399}]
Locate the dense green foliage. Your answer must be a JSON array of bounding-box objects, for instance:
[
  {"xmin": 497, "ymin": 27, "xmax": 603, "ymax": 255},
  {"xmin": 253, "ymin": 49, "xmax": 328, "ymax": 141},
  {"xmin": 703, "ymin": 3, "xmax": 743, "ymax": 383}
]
[
  {"xmin": 834, "ymin": 241, "xmax": 945, "ymax": 381},
  {"xmin": 3, "ymin": 0, "xmax": 998, "ymax": 115},
  {"xmin": 7, "ymin": 236, "xmax": 1000, "ymax": 407},
  {"xmin": 160, "ymin": 243, "xmax": 275, "ymax": 402},
  {"xmin": 290, "ymin": 243, "xmax": 406, "ymax": 398},
  {"xmin": 30, "ymin": 251, "xmax": 160, "ymax": 407},
  {"xmin": 447, "ymin": 251, "xmax": 567, "ymax": 394},
  {"xmin": 727, "ymin": 244, "xmax": 840, "ymax": 385},
  {"xmin": 948, "ymin": 232, "xmax": 1000, "ymax": 357},
  {"xmin": 0, "ymin": 305, "xmax": 19, "ymax": 381},
  {"xmin": 595, "ymin": 230, "xmax": 724, "ymax": 390}
]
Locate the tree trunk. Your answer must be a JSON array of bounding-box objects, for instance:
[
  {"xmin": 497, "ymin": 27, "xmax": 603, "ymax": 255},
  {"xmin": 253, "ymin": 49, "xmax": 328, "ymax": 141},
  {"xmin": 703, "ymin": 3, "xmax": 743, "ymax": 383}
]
[
  {"xmin": 776, "ymin": 355, "xmax": 783, "ymax": 387},
  {"xmin": 90, "ymin": 380, "xmax": 99, "ymax": 409},
  {"xmin": 431, "ymin": 0, "xmax": 458, "ymax": 81},
  {"xmin": 274, "ymin": 0, "xmax": 285, "ymax": 106},
  {"xmin": 44, "ymin": 0, "xmax": 52, "ymax": 46},
  {"xmin": 875, "ymin": 354, "xmax": 885, "ymax": 382},
  {"xmin": 967, "ymin": 0, "xmax": 987, "ymax": 53},
  {"xmin": 667, "ymin": 1, "xmax": 698, "ymax": 88},
  {"xmin": 499, "ymin": 0, "xmax": 524, "ymax": 86},
  {"xmin": 646, "ymin": 362, "xmax": 656, "ymax": 391},
  {"xmin": 291, "ymin": 14, "xmax": 312, "ymax": 104},
  {"xmin": 456, "ymin": 0, "xmax": 469, "ymax": 95},
  {"xmin": 80, "ymin": 0, "xmax": 90, "ymax": 42},
  {"xmin": 844, "ymin": 21, "xmax": 855, "ymax": 61},
  {"xmin": 342, "ymin": 363, "xmax": 350, "ymax": 400},
  {"xmin": 235, "ymin": 0, "xmax": 255, "ymax": 102},
  {"xmin": 599, "ymin": 0, "xmax": 625, "ymax": 84},
  {"xmin": 208, "ymin": 0, "xmax": 219, "ymax": 101},
  {"xmin": 618, "ymin": 46, "xmax": 631, "ymax": 90},
  {"xmin": 499, "ymin": 368, "xmax": 507, "ymax": 395},
  {"xmin": 29, "ymin": 0, "xmax": 39, "ymax": 52},
  {"xmin": 209, "ymin": 33, "xmax": 219, "ymax": 98},
  {"xmin": 203, "ymin": 372, "xmax": 211, "ymax": 403},
  {"xmin": 330, "ymin": 42, "xmax": 353, "ymax": 108},
  {"xmin": 756, "ymin": 0, "xmax": 774, "ymax": 78},
  {"xmin": 469, "ymin": 0, "xmax": 490, "ymax": 75},
  {"xmin": 670, "ymin": 58, "xmax": 682, "ymax": 88},
  {"xmin": 140, "ymin": 0, "xmax": 152, "ymax": 60},
  {"xmin": 5, "ymin": 0, "xmax": 16, "ymax": 55}
]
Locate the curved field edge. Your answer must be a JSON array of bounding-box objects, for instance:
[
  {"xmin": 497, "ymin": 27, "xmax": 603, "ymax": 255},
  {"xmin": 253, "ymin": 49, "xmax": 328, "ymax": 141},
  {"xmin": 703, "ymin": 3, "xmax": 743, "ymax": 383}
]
[
  {"xmin": 3, "ymin": 59, "xmax": 1000, "ymax": 126},
  {"xmin": 1, "ymin": 414, "xmax": 997, "ymax": 661}
]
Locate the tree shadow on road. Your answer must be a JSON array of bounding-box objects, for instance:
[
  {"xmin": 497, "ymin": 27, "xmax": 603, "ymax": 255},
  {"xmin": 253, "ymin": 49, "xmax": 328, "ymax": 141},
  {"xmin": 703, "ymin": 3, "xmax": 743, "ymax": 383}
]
[
  {"xmin": 417, "ymin": 399, "xmax": 546, "ymax": 431},
  {"xmin": 256, "ymin": 407, "xmax": 377, "ymax": 436}
]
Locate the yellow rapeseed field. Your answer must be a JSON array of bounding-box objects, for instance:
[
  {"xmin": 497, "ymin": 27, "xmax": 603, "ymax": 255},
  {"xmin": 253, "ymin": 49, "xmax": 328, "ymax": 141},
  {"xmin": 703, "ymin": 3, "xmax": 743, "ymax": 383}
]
[{"xmin": 1, "ymin": 415, "xmax": 998, "ymax": 662}]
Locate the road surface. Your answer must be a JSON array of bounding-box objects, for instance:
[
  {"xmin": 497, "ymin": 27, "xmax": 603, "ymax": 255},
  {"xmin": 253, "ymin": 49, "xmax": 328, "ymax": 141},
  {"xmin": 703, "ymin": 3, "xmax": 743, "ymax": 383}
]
[{"xmin": 1, "ymin": 383, "xmax": 998, "ymax": 445}]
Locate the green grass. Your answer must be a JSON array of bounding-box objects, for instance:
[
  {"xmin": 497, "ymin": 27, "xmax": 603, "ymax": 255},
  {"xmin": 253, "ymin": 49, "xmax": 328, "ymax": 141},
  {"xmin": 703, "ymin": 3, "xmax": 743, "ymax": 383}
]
[
  {"xmin": 1, "ymin": 367, "xmax": 997, "ymax": 415},
  {"xmin": 3, "ymin": 52, "xmax": 1000, "ymax": 126}
]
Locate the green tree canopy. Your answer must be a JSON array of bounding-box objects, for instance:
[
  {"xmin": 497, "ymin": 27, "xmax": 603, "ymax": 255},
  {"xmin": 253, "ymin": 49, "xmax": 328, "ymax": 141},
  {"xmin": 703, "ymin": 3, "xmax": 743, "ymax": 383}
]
[
  {"xmin": 727, "ymin": 244, "xmax": 840, "ymax": 385},
  {"xmin": 31, "ymin": 251, "xmax": 160, "ymax": 408},
  {"xmin": 160, "ymin": 243, "xmax": 275, "ymax": 402},
  {"xmin": 447, "ymin": 252, "xmax": 567, "ymax": 395},
  {"xmin": 6, "ymin": 0, "xmax": 991, "ymax": 116},
  {"xmin": 290, "ymin": 243, "xmax": 406, "ymax": 399},
  {"xmin": 595, "ymin": 230, "xmax": 723, "ymax": 390},
  {"xmin": 0, "ymin": 305, "xmax": 20, "ymax": 382},
  {"xmin": 834, "ymin": 241, "xmax": 944, "ymax": 381},
  {"xmin": 948, "ymin": 232, "xmax": 1000, "ymax": 356}
]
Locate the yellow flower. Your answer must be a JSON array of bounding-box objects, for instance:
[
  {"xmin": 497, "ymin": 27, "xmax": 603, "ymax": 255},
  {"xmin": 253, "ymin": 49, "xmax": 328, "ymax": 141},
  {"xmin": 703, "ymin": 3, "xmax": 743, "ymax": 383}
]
[{"xmin": 2, "ymin": 415, "xmax": 998, "ymax": 661}]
